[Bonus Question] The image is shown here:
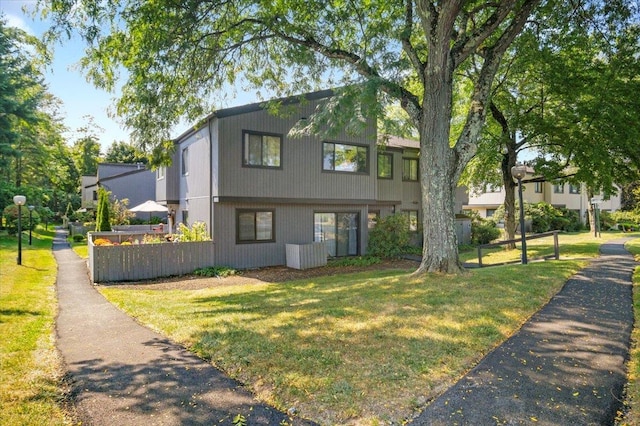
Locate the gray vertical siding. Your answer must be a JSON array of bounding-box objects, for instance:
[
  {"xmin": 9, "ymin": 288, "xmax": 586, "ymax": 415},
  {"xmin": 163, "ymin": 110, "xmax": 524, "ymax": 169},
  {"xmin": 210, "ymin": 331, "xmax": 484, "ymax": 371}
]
[
  {"xmin": 216, "ymin": 101, "xmax": 378, "ymax": 201},
  {"xmin": 212, "ymin": 202, "xmax": 369, "ymax": 269},
  {"xmin": 179, "ymin": 128, "xmax": 211, "ymax": 227},
  {"xmin": 156, "ymin": 148, "xmax": 180, "ymax": 204},
  {"xmin": 100, "ymin": 170, "xmax": 159, "ymax": 220}
]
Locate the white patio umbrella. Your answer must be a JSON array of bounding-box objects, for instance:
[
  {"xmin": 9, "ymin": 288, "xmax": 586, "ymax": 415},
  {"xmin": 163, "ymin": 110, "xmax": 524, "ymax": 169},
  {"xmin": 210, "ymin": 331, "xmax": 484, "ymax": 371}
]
[{"xmin": 128, "ymin": 200, "xmax": 169, "ymax": 229}]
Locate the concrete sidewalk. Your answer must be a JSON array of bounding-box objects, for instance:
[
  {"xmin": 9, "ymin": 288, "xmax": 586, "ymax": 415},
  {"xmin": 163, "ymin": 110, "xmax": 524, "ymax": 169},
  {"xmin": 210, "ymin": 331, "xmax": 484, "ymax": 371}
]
[
  {"xmin": 409, "ymin": 238, "xmax": 637, "ymax": 425},
  {"xmin": 54, "ymin": 229, "xmax": 637, "ymax": 425},
  {"xmin": 53, "ymin": 229, "xmax": 315, "ymax": 425}
]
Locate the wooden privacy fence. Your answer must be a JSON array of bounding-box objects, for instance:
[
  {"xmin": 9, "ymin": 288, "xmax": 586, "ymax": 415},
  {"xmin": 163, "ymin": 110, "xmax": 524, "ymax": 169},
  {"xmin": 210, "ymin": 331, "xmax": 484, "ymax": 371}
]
[
  {"xmin": 476, "ymin": 230, "xmax": 560, "ymax": 268},
  {"xmin": 88, "ymin": 232, "xmax": 215, "ymax": 282}
]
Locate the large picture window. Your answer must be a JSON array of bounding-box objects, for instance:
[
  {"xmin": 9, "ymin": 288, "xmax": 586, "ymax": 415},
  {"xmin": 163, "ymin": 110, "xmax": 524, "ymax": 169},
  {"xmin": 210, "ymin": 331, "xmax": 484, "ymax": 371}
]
[
  {"xmin": 314, "ymin": 212, "xmax": 359, "ymax": 256},
  {"xmin": 402, "ymin": 158, "xmax": 418, "ymax": 181},
  {"xmin": 377, "ymin": 153, "xmax": 393, "ymax": 179},
  {"xmin": 237, "ymin": 210, "xmax": 275, "ymax": 243},
  {"xmin": 323, "ymin": 142, "xmax": 368, "ymax": 173},
  {"xmin": 243, "ymin": 131, "xmax": 282, "ymax": 168}
]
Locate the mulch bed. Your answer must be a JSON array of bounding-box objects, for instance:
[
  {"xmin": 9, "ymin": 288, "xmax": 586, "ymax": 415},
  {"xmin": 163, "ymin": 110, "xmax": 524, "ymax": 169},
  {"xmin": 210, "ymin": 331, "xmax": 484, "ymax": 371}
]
[{"xmin": 99, "ymin": 259, "xmax": 419, "ymax": 290}]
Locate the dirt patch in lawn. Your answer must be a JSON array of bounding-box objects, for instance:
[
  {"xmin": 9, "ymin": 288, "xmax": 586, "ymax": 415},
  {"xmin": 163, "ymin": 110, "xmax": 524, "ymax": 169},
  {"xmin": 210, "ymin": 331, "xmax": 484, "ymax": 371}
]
[{"xmin": 99, "ymin": 259, "xmax": 420, "ymax": 290}]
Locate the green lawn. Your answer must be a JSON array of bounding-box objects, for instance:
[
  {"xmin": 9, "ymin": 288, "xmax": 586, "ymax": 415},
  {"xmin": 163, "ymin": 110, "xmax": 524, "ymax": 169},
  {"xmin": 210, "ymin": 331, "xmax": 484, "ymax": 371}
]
[
  {"xmin": 621, "ymin": 236, "xmax": 640, "ymax": 425},
  {"xmin": 2, "ymin": 228, "xmax": 630, "ymax": 425},
  {"xmin": 99, "ymin": 231, "xmax": 624, "ymax": 425},
  {"xmin": 68, "ymin": 237, "xmax": 88, "ymax": 258},
  {"xmin": 0, "ymin": 227, "xmax": 73, "ymax": 425}
]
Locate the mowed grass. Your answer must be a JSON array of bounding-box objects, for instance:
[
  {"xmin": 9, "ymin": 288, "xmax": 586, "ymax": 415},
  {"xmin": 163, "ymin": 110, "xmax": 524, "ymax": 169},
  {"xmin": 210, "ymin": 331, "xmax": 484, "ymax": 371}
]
[
  {"xmin": 459, "ymin": 231, "xmax": 609, "ymax": 266},
  {"xmin": 621, "ymin": 236, "xmax": 640, "ymax": 425},
  {"xmin": 99, "ymin": 231, "xmax": 622, "ymax": 425},
  {"xmin": 68, "ymin": 238, "xmax": 88, "ymax": 259},
  {"xmin": 0, "ymin": 227, "xmax": 73, "ymax": 425}
]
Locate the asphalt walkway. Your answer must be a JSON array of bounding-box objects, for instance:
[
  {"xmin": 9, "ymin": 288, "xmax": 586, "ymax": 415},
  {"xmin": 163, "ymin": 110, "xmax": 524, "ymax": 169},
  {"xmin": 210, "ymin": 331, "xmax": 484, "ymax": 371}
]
[
  {"xmin": 53, "ymin": 229, "xmax": 314, "ymax": 425},
  {"xmin": 53, "ymin": 229, "xmax": 637, "ymax": 425},
  {"xmin": 409, "ymin": 238, "xmax": 637, "ymax": 425}
]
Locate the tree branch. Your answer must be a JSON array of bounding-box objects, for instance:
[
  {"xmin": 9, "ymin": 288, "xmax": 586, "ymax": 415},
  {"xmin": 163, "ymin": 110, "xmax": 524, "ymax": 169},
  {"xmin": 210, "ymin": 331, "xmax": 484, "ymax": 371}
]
[{"xmin": 401, "ymin": 0, "xmax": 425, "ymax": 86}]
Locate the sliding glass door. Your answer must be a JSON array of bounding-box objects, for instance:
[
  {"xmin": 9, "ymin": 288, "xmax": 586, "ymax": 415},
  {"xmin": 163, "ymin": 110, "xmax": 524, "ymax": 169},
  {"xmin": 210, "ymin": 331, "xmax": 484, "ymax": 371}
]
[{"xmin": 314, "ymin": 212, "xmax": 359, "ymax": 257}]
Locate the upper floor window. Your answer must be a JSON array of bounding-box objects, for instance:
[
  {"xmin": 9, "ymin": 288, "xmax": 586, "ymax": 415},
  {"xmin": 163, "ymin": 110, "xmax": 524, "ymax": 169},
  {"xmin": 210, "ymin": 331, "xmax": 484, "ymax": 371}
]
[
  {"xmin": 243, "ymin": 131, "xmax": 282, "ymax": 168},
  {"xmin": 323, "ymin": 142, "xmax": 368, "ymax": 173},
  {"xmin": 237, "ymin": 209, "xmax": 275, "ymax": 243},
  {"xmin": 157, "ymin": 166, "xmax": 165, "ymax": 180},
  {"xmin": 377, "ymin": 153, "xmax": 393, "ymax": 179},
  {"xmin": 181, "ymin": 147, "xmax": 189, "ymax": 176},
  {"xmin": 569, "ymin": 184, "xmax": 580, "ymax": 194},
  {"xmin": 402, "ymin": 158, "xmax": 418, "ymax": 181},
  {"xmin": 553, "ymin": 183, "xmax": 564, "ymax": 193},
  {"xmin": 534, "ymin": 182, "xmax": 543, "ymax": 193}
]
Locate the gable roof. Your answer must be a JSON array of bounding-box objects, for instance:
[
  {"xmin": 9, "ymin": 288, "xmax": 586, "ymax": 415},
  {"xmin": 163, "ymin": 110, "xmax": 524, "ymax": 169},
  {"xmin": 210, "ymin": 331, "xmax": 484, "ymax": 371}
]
[
  {"xmin": 173, "ymin": 89, "xmax": 335, "ymax": 143},
  {"xmin": 379, "ymin": 135, "xmax": 420, "ymax": 150}
]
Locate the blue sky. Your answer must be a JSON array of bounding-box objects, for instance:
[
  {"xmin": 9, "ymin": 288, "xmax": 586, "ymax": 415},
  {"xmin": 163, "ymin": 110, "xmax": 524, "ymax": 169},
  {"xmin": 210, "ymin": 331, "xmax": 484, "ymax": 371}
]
[
  {"xmin": 0, "ymin": 0, "xmax": 260, "ymax": 153},
  {"xmin": 0, "ymin": 0, "xmax": 132, "ymax": 151}
]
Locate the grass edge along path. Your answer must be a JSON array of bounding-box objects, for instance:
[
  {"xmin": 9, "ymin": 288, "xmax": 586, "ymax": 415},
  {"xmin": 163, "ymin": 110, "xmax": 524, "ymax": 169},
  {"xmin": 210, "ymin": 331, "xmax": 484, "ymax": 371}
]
[
  {"xmin": 98, "ymin": 231, "xmax": 621, "ymax": 425},
  {"xmin": 619, "ymin": 237, "xmax": 640, "ymax": 425},
  {"xmin": 0, "ymin": 227, "xmax": 74, "ymax": 425}
]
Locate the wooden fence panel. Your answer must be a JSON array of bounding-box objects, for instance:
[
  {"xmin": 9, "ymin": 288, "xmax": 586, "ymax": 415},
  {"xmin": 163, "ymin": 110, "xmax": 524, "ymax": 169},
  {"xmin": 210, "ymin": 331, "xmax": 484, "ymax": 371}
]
[{"xmin": 88, "ymin": 235, "xmax": 215, "ymax": 282}]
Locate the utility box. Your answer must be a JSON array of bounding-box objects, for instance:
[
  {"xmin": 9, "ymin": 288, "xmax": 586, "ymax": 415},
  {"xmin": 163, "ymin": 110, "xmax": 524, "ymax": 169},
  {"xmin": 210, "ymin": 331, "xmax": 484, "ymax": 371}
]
[{"xmin": 286, "ymin": 243, "xmax": 327, "ymax": 270}]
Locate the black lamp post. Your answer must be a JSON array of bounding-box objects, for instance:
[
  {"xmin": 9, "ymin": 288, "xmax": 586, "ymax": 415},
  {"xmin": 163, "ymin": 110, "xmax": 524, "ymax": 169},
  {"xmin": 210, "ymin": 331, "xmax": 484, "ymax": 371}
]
[
  {"xmin": 28, "ymin": 205, "xmax": 35, "ymax": 245},
  {"xmin": 13, "ymin": 195, "xmax": 26, "ymax": 265},
  {"xmin": 511, "ymin": 164, "xmax": 528, "ymax": 265},
  {"xmin": 590, "ymin": 197, "xmax": 602, "ymax": 238}
]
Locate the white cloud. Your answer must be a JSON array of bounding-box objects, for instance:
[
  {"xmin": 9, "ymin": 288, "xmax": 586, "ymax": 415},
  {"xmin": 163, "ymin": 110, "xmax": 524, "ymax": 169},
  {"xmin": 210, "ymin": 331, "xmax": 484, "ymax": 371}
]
[{"xmin": 4, "ymin": 13, "xmax": 33, "ymax": 33}]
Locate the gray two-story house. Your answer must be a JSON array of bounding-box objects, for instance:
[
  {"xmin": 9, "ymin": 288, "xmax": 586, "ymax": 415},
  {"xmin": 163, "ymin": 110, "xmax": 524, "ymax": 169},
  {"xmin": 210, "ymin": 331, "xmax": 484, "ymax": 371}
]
[
  {"xmin": 83, "ymin": 163, "xmax": 160, "ymax": 221},
  {"xmin": 157, "ymin": 90, "xmax": 467, "ymax": 269}
]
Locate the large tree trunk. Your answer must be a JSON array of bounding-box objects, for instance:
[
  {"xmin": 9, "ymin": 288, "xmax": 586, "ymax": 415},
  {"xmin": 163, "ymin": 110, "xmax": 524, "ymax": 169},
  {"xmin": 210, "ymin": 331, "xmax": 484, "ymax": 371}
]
[
  {"xmin": 414, "ymin": 43, "xmax": 463, "ymax": 274},
  {"xmin": 416, "ymin": 134, "xmax": 462, "ymax": 274},
  {"xmin": 501, "ymin": 150, "xmax": 518, "ymax": 249}
]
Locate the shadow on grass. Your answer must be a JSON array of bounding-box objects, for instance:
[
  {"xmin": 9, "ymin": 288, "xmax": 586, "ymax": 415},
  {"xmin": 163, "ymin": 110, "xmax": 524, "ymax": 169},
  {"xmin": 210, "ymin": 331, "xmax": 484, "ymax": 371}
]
[
  {"xmin": 176, "ymin": 265, "xmax": 578, "ymax": 422},
  {"xmin": 409, "ymin": 245, "xmax": 637, "ymax": 425},
  {"xmin": 64, "ymin": 337, "xmax": 315, "ymax": 426}
]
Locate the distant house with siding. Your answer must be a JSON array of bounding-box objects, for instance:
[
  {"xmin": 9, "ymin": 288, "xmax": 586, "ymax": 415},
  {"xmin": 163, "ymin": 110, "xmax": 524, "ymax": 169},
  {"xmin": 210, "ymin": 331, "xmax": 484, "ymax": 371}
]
[
  {"xmin": 83, "ymin": 163, "xmax": 161, "ymax": 221},
  {"xmin": 156, "ymin": 90, "xmax": 468, "ymax": 269},
  {"xmin": 464, "ymin": 167, "xmax": 621, "ymax": 222}
]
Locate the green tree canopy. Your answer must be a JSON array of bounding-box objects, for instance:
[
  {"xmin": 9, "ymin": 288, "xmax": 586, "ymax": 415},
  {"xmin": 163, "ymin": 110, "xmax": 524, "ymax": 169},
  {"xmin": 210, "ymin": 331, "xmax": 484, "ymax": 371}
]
[
  {"xmin": 0, "ymin": 17, "xmax": 78, "ymax": 218},
  {"xmin": 40, "ymin": 0, "xmax": 542, "ymax": 273},
  {"xmin": 461, "ymin": 1, "xmax": 640, "ymax": 240},
  {"xmin": 104, "ymin": 140, "xmax": 148, "ymax": 164}
]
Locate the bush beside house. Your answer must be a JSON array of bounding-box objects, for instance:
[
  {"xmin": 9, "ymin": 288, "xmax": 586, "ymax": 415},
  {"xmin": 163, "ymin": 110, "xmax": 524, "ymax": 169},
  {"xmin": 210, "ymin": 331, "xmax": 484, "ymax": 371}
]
[{"xmin": 367, "ymin": 214, "xmax": 411, "ymax": 258}]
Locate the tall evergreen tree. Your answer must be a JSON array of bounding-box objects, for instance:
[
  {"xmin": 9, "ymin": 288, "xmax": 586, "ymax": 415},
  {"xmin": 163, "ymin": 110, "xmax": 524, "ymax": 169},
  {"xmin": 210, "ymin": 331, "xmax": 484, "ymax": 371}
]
[{"xmin": 95, "ymin": 187, "xmax": 111, "ymax": 232}]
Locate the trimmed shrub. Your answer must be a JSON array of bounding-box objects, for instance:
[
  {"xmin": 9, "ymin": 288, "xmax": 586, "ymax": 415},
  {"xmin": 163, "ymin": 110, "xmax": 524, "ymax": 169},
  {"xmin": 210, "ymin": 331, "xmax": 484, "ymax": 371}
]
[
  {"xmin": 367, "ymin": 213, "xmax": 410, "ymax": 258},
  {"xmin": 193, "ymin": 266, "xmax": 238, "ymax": 278},
  {"xmin": 472, "ymin": 222, "xmax": 501, "ymax": 244},
  {"xmin": 2, "ymin": 205, "xmax": 41, "ymax": 235}
]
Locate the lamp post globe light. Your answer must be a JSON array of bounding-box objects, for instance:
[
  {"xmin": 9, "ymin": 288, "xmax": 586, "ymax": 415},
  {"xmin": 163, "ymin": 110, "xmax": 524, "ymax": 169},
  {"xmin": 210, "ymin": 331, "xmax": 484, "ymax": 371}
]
[
  {"xmin": 13, "ymin": 195, "xmax": 26, "ymax": 265},
  {"xmin": 510, "ymin": 164, "xmax": 528, "ymax": 265},
  {"xmin": 28, "ymin": 205, "xmax": 35, "ymax": 245}
]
